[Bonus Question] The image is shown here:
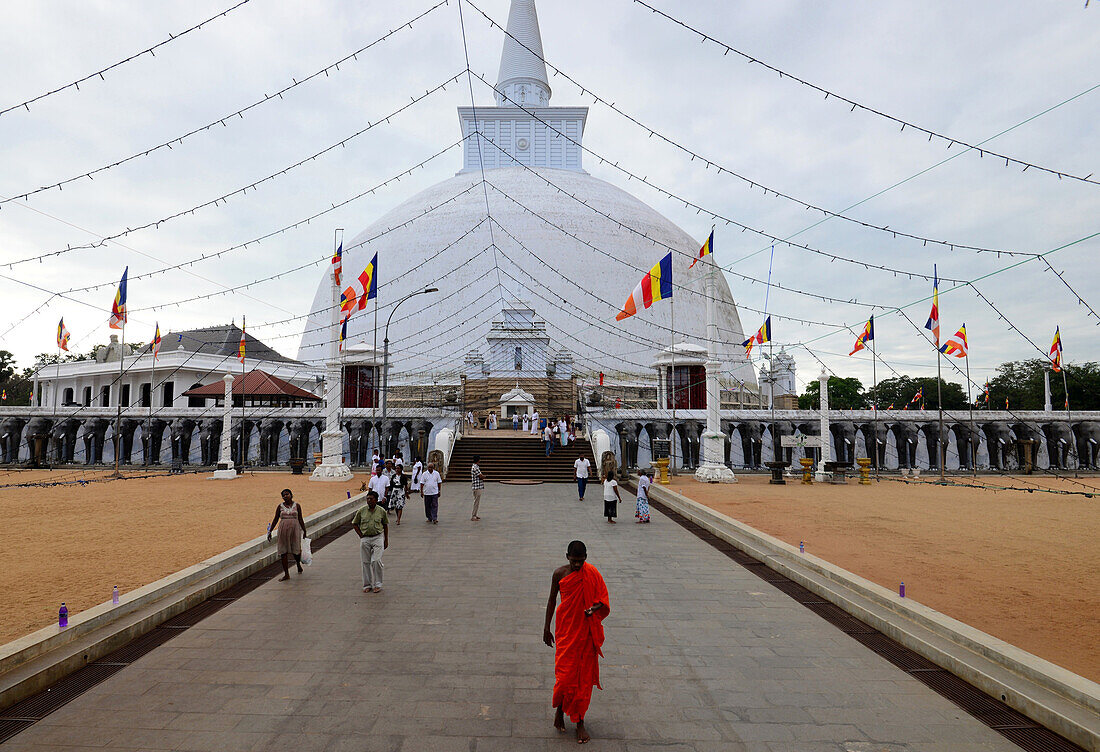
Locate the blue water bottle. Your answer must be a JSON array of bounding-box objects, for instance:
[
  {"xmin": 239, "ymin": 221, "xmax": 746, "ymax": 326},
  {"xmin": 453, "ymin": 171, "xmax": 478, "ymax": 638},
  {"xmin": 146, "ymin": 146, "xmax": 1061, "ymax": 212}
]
[
  {"xmin": 799, "ymin": 541, "xmax": 805, "ymax": 554},
  {"xmin": 112, "ymin": 586, "xmax": 120, "ymax": 605},
  {"xmin": 58, "ymin": 603, "xmax": 68, "ymax": 629},
  {"xmin": 899, "ymin": 582, "xmax": 905, "ymax": 598}
]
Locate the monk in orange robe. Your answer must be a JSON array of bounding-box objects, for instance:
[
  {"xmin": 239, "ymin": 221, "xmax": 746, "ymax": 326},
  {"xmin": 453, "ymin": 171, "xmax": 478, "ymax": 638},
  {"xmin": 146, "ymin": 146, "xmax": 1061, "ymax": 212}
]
[{"xmin": 543, "ymin": 540, "xmax": 610, "ymax": 744}]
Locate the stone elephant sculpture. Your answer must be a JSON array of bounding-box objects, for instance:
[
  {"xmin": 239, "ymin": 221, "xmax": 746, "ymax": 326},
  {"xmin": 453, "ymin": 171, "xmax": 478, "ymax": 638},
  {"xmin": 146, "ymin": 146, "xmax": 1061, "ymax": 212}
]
[
  {"xmin": 981, "ymin": 422, "xmax": 1014, "ymax": 470},
  {"xmin": 1074, "ymin": 421, "xmax": 1100, "ymax": 469}
]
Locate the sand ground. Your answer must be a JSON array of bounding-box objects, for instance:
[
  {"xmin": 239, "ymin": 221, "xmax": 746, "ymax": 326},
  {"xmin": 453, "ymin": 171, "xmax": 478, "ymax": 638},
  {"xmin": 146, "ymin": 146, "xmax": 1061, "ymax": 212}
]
[
  {"xmin": 3, "ymin": 467, "xmax": 1097, "ymax": 685},
  {"xmin": 1, "ymin": 469, "xmax": 361, "ymax": 644},
  {"xmin": 669, "ymin": 472, "xmax": 1100, "ymax": 683}
]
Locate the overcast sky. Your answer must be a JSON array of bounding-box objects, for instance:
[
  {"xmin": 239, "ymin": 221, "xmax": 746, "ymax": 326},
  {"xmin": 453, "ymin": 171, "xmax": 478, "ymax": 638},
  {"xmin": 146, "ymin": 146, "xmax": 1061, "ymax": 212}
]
[{"xmin": 1, "ymin": 0, "xmax": 1096, "ymax": 396}]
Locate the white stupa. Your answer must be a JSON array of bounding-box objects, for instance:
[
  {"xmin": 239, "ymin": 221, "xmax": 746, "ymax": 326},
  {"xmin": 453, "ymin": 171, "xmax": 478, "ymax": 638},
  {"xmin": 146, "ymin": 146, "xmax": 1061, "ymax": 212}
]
[{"xmin": 299, "ymin": 0, "xmax": 755, "ymax": 388}]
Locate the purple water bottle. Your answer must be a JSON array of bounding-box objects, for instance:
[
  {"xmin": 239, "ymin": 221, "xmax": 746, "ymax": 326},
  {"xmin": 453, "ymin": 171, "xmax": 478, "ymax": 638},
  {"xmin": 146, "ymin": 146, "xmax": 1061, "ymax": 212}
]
[
  {"xmin": 58, "ymin": 603, "xmax": 68, "ymax": 629},
  {"xmin": 112, "ymin": 586, "xmax": 120, "ymax": 605},
  {"xmin": 899, "ymin": 582, "xmax": 905, "ymax": 598}
]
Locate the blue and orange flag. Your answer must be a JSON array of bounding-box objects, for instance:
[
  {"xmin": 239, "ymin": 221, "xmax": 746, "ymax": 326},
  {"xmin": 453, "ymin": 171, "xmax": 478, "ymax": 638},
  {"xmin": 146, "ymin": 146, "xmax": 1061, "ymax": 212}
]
[
  {"xmin": 617, "ymin": 252, "xmax": 672, "ymax": 321},
  {"xmin": 109, "ymin": 267, "xmax": 128, "ymax": 329},
  {"xmin": 152, "ymin": 323, "xmax": 162, "ymax": 361},
  {"xmin": 688, "ymin": 229, "xmax": 713, "ymax": 269},
  {"xmin": 57, "ymin": 318, "xmax": 71, "ymax": 351},
  {"xmin": 331, "ymin": 241, "xmax": 343, "ymax": 288},
  {"xmin": 1049, "ymin": 327, "xmax": 1062, "ymax": 372},
  {"xmin": 341, "ymin": 253, "xmax": 378, "ymax": 314},
  {"xmin": 237, "ymin": 317, "xmax": 246, "ymax": 364},
  {"xmin": 741, "ymin": 316, "xmax": 771, "ymax": 356},
  {"xmin": 910, "ymin": 387, "xmax": 923, "ymax": 404},
  {"xmin": 339, "ymin": 316, "xmax": 348, "ymax": 352},
  {"xmin": 924, "ymin": 265, "xmax": 940, "ymax": 345},
  {"xmin": 849, "ymin": 316, "xmax": 874, "ymax": 355},
  {"xmin": 939, "ymin": 324, "xmax": 968, "ymax": 358}
]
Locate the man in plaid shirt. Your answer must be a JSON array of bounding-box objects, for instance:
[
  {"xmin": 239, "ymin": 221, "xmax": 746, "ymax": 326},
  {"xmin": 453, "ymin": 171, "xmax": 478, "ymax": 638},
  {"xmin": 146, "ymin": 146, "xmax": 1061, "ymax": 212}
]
[{"xmin": 470, "ymin": 455, "xmax": 485, "ymax": 522}]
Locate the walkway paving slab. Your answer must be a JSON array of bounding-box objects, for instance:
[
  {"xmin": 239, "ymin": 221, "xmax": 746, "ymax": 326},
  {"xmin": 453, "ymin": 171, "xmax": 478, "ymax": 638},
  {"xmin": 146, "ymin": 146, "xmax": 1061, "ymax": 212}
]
[{"xmin": 3, "ymin": 483, "xmax": 1022, "ymax": 751}]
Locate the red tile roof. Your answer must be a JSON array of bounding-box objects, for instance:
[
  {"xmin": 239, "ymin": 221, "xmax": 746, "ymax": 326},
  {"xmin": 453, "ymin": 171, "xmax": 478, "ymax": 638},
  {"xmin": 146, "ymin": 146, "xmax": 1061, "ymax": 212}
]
[{"xmin": 182, "ymin": 370, "xmax": 320, "ymax": 400}]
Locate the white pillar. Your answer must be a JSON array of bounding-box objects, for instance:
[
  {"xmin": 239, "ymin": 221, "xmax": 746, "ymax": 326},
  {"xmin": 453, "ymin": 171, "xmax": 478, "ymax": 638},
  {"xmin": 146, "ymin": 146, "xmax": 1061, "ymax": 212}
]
[
  {"xmin": 1044, "ymin": 371, "xmax": 1052, "ymax": 412},
  {"xmin": 816, "ymin": 368, "xmax": 831, "ymax": 482},
  {"xmin": 695, "ymin": 252, "xmax": 736, "ymax": 483},
  {"xmin": 212, "ymin": 374, "xmax": 237, "ymax": 479},
  {"xmin": 312, "ymin": 233, "xmax": 353, "ymax": 482}
]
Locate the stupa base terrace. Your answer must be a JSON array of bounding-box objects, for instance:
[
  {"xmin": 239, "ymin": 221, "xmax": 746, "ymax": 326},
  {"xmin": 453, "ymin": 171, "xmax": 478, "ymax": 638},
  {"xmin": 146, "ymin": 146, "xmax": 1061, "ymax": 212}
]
[{"xmin": 1, "ymin": 406, "xmax": 1097, "ymax": 473}]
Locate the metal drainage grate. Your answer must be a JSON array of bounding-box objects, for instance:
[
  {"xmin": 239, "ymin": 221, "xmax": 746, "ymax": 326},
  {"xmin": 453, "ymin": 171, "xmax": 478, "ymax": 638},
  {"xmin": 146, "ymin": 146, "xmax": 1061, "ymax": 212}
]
[
  {"xmin": 646, "ymin": 496, "xmax": 1088, "ymax": 752},
  {"xmin": 0, "ymin": 663, "xmax": 125, "ymax": 721},
  {"xmin": 0, "ymin": 526, "xmax": 354, "ymax": 744}
]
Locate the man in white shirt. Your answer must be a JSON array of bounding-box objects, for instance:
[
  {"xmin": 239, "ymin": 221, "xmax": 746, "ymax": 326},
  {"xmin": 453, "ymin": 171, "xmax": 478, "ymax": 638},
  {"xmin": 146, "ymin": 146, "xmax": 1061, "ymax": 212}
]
[
  {"xmin": 420, "ymin": 462, "xmax": 444, "ymax": 524},
  {"xmin": 573, "ymin": 456, "xmax": 591, "ymax": 501},
  {"xmin": 543, "ymin": 424, "xmax": 554, "ymax": 457},
  {"xmin": 368, "ymin": 469, "xmax": 391, "ymax": 508},
  {"xmin": 531, "ymin": 410, "xmax": 540, "ymax": 435},
  {"xmin": 410, "ymin": 457, "xmax": 423, "ymax": 493}
]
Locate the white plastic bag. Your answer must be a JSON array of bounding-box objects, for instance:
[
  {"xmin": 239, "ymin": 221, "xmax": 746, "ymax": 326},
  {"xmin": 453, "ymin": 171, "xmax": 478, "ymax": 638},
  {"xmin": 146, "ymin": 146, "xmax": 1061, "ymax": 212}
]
[{"xmin": 301, "ymin": 537, "xmax": 313, "ymax": 566}]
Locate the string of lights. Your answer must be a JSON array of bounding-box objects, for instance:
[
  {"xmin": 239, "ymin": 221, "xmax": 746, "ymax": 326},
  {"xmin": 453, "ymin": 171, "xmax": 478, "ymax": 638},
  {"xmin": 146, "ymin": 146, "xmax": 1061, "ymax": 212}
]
[
  {"xmin": 0, "ymin": 0, "xmax": 255, "ymax": 118},
  {"xmin": 0, "ymin": 0, "xmax": 450, "ymax": 206},
  {"xmin": 630, "ymin": 0, "xmax": 1100, "ymax": 188},
  {"xmin": 4, "ymin": 70, "xmax": 465, "ymax": 266},
  {"xmin": 464, "ymin": 0, "xmax": 1049, "ymax": 261}
]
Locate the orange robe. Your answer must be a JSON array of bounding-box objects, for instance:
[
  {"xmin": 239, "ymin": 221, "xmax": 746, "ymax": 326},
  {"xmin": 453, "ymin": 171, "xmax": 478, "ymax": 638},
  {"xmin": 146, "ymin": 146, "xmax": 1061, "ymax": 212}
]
[{"xmin": 552, "ymin": 563, "xmax": 610, "ymax": 722}]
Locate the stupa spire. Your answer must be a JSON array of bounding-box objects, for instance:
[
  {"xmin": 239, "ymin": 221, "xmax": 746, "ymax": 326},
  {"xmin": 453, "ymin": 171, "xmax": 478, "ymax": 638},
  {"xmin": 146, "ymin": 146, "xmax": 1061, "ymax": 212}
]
[{"xmin": 495, "ymin": 0, "xmax": 552, "ymax": 107}]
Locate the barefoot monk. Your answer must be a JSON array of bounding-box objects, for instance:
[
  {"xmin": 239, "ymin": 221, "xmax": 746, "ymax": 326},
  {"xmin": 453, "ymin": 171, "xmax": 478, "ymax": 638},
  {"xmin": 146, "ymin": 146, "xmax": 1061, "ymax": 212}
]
[{"xmin": 543, "ymin": 540, "xmax": 610, "ymax": 744}]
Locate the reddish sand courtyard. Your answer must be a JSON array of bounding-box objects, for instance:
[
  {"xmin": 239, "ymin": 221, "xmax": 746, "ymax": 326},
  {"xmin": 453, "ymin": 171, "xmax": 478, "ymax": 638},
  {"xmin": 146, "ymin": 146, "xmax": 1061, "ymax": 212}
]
[{"xmin": 670, "ymin": 473, "xmax": 1100, "ymax": 683}]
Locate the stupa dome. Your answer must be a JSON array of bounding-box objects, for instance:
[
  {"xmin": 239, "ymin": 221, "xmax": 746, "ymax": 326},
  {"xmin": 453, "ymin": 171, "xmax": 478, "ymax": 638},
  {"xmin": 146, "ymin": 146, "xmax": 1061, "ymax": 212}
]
[{"xmin": 298, "ymin": 166, "xmax": 756, "ymax": 387}]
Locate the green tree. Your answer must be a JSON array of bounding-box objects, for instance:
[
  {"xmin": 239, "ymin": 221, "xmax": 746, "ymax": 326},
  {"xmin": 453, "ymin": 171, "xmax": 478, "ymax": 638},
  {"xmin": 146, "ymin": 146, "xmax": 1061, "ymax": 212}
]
[
  {"xmin": 868, "ymin": 375, "xmax": 969, "ymax": 410},
  {"xmin": 0, "ymin": 350, "xmax": 32, "ymax": 405},
  {"xmin": 799, "ymin": 376, "xmax": 867, "ymax": 409},
  {"xmin": 986, "ymin": 359, "xmax": 1100, "ymax": 411}
]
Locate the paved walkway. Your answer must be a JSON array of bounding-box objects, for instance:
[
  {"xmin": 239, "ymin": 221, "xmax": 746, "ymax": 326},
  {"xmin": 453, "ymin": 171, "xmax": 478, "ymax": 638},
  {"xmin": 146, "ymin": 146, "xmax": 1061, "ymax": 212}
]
[{"xmin": 5, "ymin": 483, "xmax": 1020, "ymax": 751}]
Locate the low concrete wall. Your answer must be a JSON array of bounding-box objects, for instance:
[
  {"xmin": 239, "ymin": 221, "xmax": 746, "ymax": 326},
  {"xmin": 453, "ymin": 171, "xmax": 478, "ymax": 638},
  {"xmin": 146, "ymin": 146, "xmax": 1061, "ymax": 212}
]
[
  {"xmin": 644, "ymin": 481, "xmax": 1100, "ymax": 752},
  {"xmin": 0, "ymin": 492, "xmax": 369, "ymax": 712}
]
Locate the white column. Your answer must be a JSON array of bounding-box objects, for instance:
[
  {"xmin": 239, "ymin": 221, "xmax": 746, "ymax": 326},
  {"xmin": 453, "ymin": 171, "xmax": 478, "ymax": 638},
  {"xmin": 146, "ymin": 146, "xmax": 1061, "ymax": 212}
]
[
  {"xmin": 212, "ymin": 374, "xmax": 237, "ymax": 479},
  {"xmin": 695, "ymin": 253, "xmax": 736, "ymax": 483},
  {"xmin": 312, "ymin": 234, "xmax": 353, "ymax": 482},
  {"xmin": 816, "ymin": 368, "xmax": 831, "ymax": 482},
  {"xmin": 1044, "ymin": 371, "xmax": 1052, "ymax": 412}
]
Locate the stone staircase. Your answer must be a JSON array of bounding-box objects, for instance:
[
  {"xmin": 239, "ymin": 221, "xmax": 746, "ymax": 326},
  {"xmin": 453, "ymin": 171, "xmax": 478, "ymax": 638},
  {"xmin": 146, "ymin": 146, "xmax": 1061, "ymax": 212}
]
[{"xmin": 446, "ymin": 432, "xmax": 597, "ymax": 483}]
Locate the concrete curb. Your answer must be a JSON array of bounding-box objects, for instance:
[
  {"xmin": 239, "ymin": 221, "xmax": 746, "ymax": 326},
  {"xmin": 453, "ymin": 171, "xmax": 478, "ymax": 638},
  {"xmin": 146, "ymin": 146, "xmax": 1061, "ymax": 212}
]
[
  {"xmin": 644, "ymin": 481, "xmax": 1100, "ymax": 752},
  {"xmin": 0, "ymin": 492, "xmax": 370, "ymax": 712}
]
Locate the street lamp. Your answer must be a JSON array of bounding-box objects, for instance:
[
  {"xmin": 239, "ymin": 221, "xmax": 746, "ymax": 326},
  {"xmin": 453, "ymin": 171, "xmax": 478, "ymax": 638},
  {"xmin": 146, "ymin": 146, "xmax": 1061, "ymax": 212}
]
[{"xmin": 380, "ymin": 286, "xmax": 439, "ymax": 454}]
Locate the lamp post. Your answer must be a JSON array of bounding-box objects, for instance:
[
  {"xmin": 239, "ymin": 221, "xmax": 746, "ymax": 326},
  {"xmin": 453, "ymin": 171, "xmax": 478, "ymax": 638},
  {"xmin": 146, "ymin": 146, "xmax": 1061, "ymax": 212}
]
[{"xmin": 381, "ymin": 286, "xmax": 439, "ymax": 454}]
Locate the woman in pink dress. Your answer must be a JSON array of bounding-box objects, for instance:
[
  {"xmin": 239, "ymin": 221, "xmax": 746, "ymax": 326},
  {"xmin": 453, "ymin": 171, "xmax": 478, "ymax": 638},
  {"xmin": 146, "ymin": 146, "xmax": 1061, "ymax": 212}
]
[{"xmin": 268, "ymin": 489, "xmax": 307, "ymax": 581}]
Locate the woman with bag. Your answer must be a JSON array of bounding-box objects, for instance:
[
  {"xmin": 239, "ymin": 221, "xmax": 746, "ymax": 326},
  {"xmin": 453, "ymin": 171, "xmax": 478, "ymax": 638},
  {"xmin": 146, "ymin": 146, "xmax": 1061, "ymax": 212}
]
[
  {"xmin": 389, "ymin": 469, "xmax": 408, "ymax": 525},
  {"xmin": 268, "ymin": 488, "xmax": 307, "ymax": 581}
]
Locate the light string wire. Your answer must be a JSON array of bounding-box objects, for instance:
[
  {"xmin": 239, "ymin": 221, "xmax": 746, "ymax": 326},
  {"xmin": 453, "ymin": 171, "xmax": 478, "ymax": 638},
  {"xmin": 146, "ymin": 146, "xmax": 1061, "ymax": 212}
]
[
  {"xmin": 464, "ymin": 0, "xmax": 1057, "ymax": 260},
  {"xmin": 0, "ymin": 0, "xmax": 450, "ymax": 207},
  {"xmin": 3, "ymin": 70, "xmax": 466, "ymax": 267},
  {"xmin": 0, "ymin": 0, "xmax": 255, "ymax": 118},
  {"xmin": 630, "ymin": 0, "xmax": 1100, "ymax": 187}
]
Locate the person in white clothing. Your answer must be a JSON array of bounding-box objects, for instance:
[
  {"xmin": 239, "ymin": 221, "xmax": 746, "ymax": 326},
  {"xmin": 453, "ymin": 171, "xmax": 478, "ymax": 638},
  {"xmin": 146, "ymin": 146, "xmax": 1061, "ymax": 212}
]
[
  {"xmin": 635, "ymin": 470, "xmax": 652, "ymax": 523},
  {"xmin": 531, "ymin": 410, "xmax": 540, "ymax": 435},
  {"xmin": 543, "ymin": 424, "xmax": 554, "ymax": 457},
  {"xmin": 466, "ymin": 411, "xmax": 474, "ymax": 426},
  {"xmin": 420, "ymin": 462, "xmax": 444, "ymax": 523},
  {"xmin": 558, "ymin": 418, "xmax": 569, "ymax": 446},
  {"xmin": 522, "ymin": 413, "xmax": 530, "ymax": 433},
  {"xmin": 368, "ymin": 470, "xmax": 391, "ymax": 508},
  {"xmin": 602, "ymin": 469, "xmax": 621, "ymax": 524},
  {"xmin": 410, "ymin": 457, "xmax": 424, "ymax": 493},
  {"xmin": 573, "ymin": 456, "xmax": 591, "ymax": 501}
]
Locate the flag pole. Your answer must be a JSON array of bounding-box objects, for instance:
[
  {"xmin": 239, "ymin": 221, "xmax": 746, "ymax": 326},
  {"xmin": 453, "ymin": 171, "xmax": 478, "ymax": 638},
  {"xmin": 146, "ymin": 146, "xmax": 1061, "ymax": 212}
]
[
  {"xmin": 113, "ymin": 320, "xmax": 125, "ymax": 478},
  {"xmin": 1061, "ymin": 359, "xmax": 1077, "ymax": 477},
  {"xmin": 670, "ymin": 293, "xmax": 676, "ymax": 476},
  {"xmin": 964, "ymin": 342, "xmax": 976, "ymax": 479},
  {"xmin": 148, "ymin": 334, "xmax": 154, "ymax": 466},
  {"xmin": 240, "ymin": 315, "xmax": 246, "ymax": 471},
  {"xmin": 936, "ymin": 344, "xmax": 945, "ymax": 480},
  {"xmin": 870, "ymin": 324, "xmax": 879, "ymax": 481}
]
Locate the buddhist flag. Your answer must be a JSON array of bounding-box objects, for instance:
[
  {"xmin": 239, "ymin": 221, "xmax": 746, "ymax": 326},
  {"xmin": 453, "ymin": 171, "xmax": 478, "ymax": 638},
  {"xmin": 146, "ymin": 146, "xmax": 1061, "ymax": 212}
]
[
  {"xmin": 887, "ymin": 402, "xmax": 895, "ymax": 410},
  {"xmin": 339, "ymin": 316, "xmax": 348, "ymax": 352},
  {"xmin": 152, "ymin": 323, "xmax": 162, "ymax": 361},
  {"xmin": 1049, "ymin": 327, "xmax": 1062, "ymax": 372},
  {"xmin": 341, "ymin": 253, "xmax": 378, "ymax": 314},
  {"xmin": 56, "ymin": 318, "xmax": 71, "ymax": 351},
  {"xmin": 849, "ymin": 316, "xmax": 874, "ymax": 355},
  {"xmin": 910, "ymin": 387, "xmax": 923, "ymax": 404},
  {"xmin": 616, "ymin": 252, "xmax": 672, "ymax": 321},
  {"xmin": 688, "ymin": 229, "xmax": 713, "ymax": 269},
  {"xmin": 983, "ymin": 382, "xmax": 990, "ymax": 406},
  {"xmin": 1005, "ymin": 397, "xmax": 1009, "ymax": 409},
  {"xmin": 741, "ymin": 316, "xmax": 771, "ymax": 356},
  {"xmin": 237, "ymin": 318, "xmax": 246, "ymax": 364},
  {"xmin": 331, "ymin": 241, "xmax": 343, "ymax": 287},
  {"xmin": 109, "ymin": 267, "xmax": 128, "ymax": 329},
  {"xmin": 924, "ymin": 265, "xmax": 939, "ymax": 345},
  {"xmin": 939, "ymin": 324, "xmax": 968, "ymax": 358}
]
